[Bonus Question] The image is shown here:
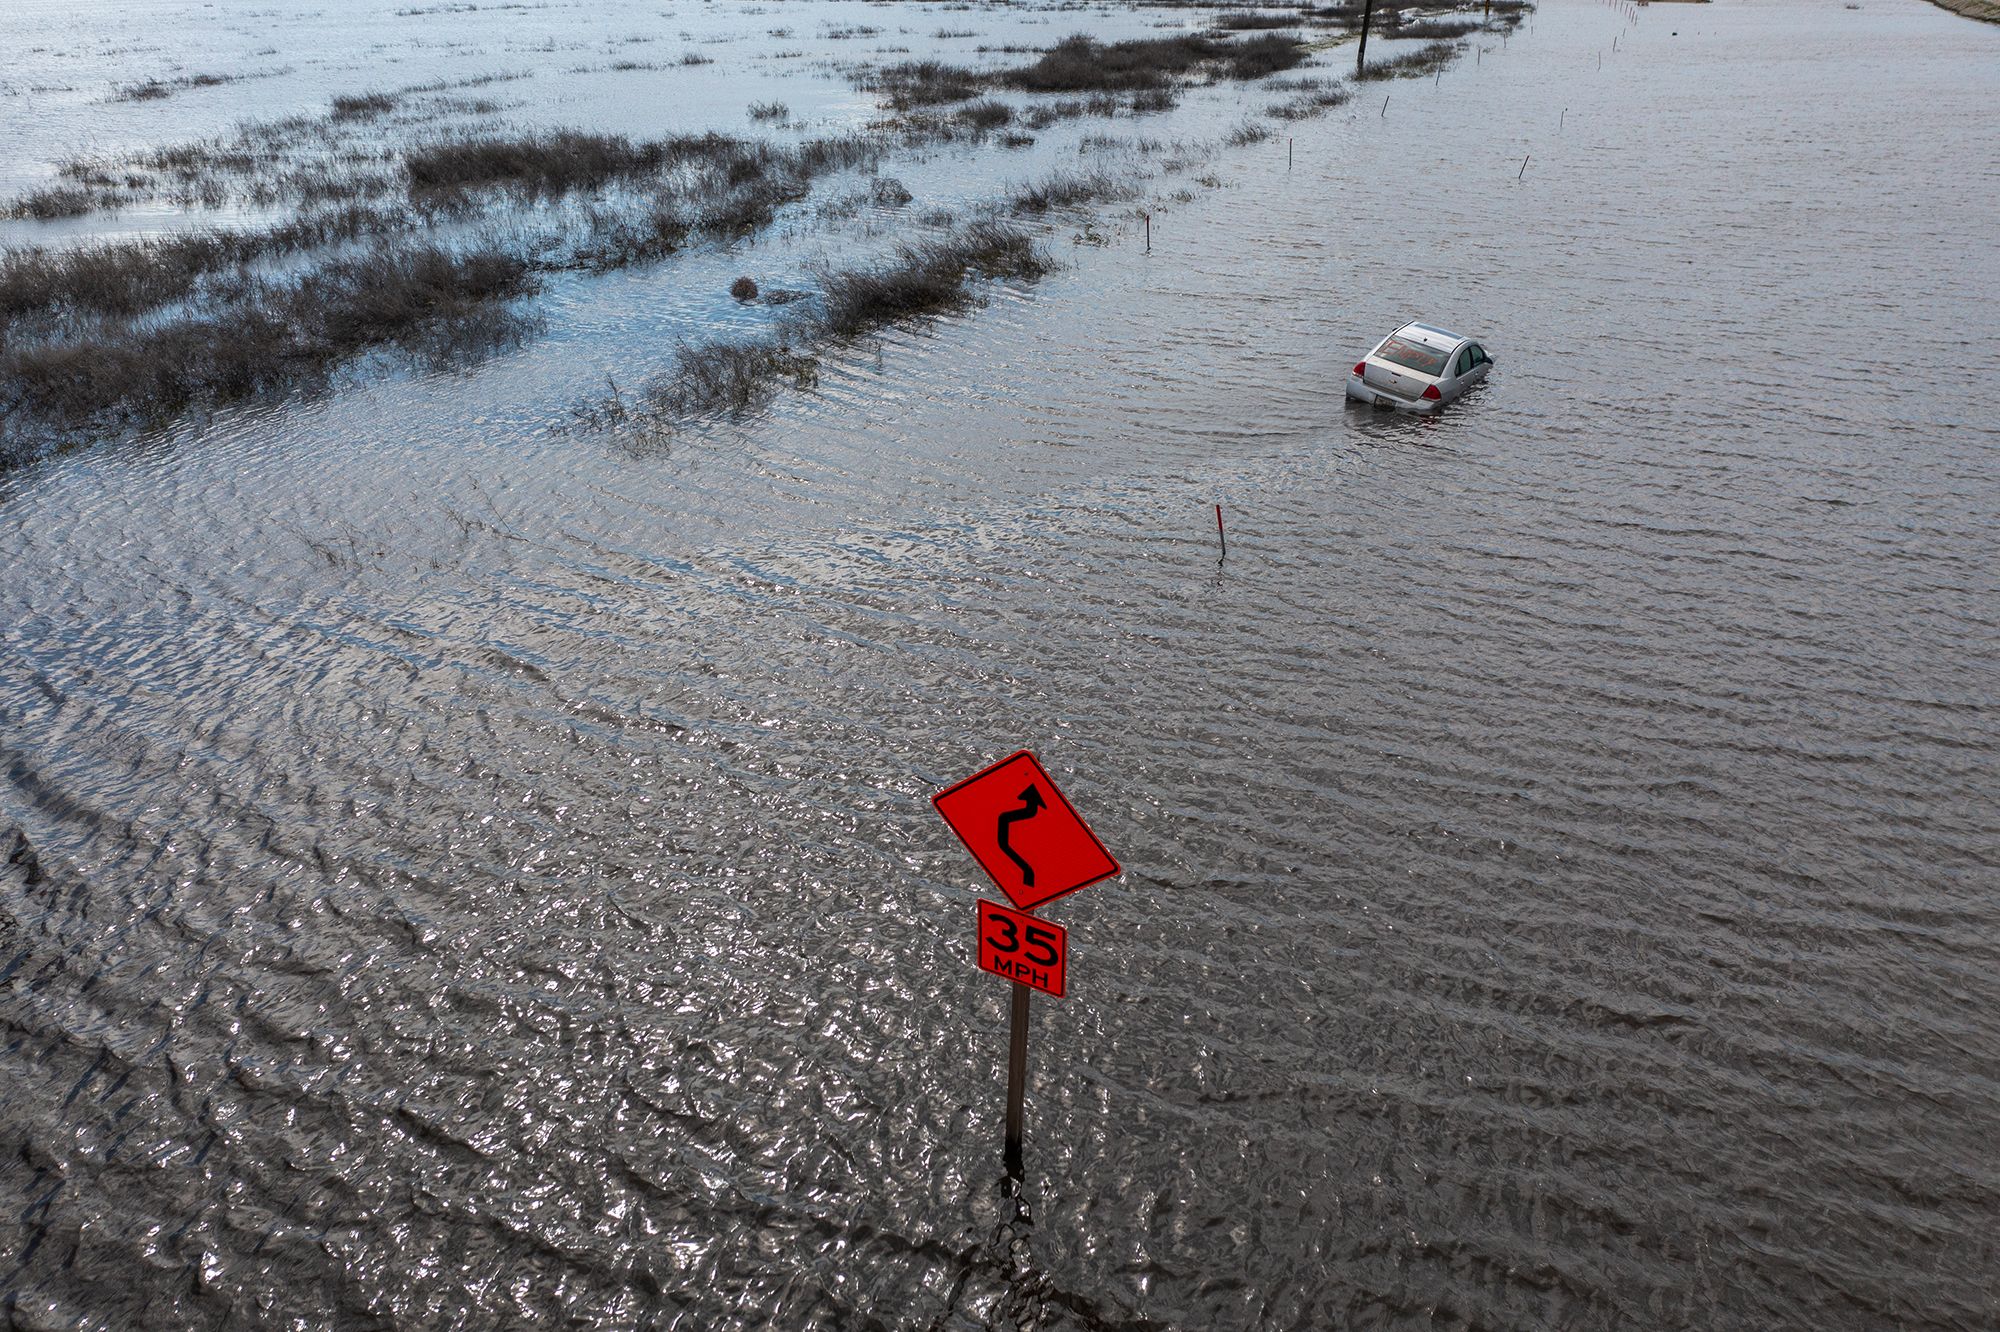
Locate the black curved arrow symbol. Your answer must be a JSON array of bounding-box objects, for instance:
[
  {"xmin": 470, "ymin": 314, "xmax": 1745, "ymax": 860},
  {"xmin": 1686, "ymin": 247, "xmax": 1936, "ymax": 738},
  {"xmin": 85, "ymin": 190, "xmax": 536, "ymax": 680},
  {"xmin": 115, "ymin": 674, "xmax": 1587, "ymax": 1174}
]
[{"xmin": 995, "ymin": 784, "xmax": 1045, "ymax": 887}]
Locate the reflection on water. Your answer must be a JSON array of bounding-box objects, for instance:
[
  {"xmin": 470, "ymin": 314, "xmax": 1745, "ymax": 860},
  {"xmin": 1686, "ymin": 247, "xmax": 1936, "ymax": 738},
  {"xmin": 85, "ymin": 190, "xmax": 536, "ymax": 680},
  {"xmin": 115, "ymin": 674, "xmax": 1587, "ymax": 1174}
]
[{"xmin": 4, "ymin": 0, "xmax": 1999, "ymax": 1328}]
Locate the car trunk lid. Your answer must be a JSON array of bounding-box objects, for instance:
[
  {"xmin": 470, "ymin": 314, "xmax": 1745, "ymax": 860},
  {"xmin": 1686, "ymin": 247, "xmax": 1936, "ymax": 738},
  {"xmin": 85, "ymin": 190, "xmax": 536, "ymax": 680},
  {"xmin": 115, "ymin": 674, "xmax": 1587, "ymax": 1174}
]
[{"xmin": 1362, "ymin": 361, "xmax": 1439, "ymax": 400}]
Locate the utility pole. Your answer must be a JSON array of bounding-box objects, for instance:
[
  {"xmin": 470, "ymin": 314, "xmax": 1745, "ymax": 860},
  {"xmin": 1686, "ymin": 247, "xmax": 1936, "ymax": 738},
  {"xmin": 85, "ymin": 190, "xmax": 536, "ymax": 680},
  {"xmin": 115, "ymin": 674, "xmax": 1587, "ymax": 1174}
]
[{"xmin": 1357, "ymin": 0, "xmax": 1375, "ymax": 73}]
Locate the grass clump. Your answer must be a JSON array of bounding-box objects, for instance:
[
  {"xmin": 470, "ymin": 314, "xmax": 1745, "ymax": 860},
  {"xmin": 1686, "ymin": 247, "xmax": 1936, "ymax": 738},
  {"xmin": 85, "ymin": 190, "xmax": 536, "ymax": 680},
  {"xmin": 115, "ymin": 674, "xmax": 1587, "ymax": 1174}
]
[
  {"xmin": 1218, "ymin": 33, "xmax": 1312, "ymax": 80},
  {"xmin": 866, "ymin": 60, "xmax": 983, "ymax": 109},
  {"xmin": 0, "ymin": 205, "xmax": 413, "ymax": 340},
  {"xmin": 5, "ymin": 186, "xmax": 109, "ymax": 221},
  {"xmin": 999, "ymin": 32, "xmax": 1309, "ymax": 93},
  {"xmin": 1357, "ymin": 40, "xmax": 1461, "ymax": 80},
  {"xmin": 1002, "ymin": 35, "xmax": 1216, "ymax": 93},
  {"xmin": 1215, "ymin": 12, "xmax": 1301, "ymax": 30},
  {"xmin": 651, "ymin": 341, "xmax": 818, "ymax": 413},
  {"xmin": 748, "ymin": 100, "xmax": 789, "ymax": 121},
  {"xmin": 815, "ymin": 223, "xmax": 1051, "ymax": 338},
  {"xmin": 1009, "ymin": 170, "xmax": 1127, "ymax": 215},
  {"xmin": 1, "ymin": 235, "xmax": 234, "ymax": 326},
  {"xmin": 405, "ymin": 131, "xmax": 669, "ymax": 195},
  {"xmin": 1268, "ymin": 83, "xmax": 1355, "ymax": 119},
  {"xmin": 111, "ymin": 72, "xmax": 241, "ymax": 102},
  {"xmin": 331, "ymin": 91, "xmax": 399, "ymax": 120},
  {"xmin": 957, "ymin": 99, "xmax": 1014, "ymax": 129}
]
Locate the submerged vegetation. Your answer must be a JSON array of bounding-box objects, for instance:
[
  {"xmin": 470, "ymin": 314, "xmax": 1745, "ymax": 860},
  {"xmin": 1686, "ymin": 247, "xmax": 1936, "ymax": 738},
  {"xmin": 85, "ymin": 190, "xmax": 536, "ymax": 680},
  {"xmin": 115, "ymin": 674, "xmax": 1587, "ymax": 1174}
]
[
  {"xmin": 620, "ymin": 223, "xmax": 1053, "ymax": 426},
  {"xmin": 817, "ymin": 222, "xmax": 1052, "ymax": 337},
  {"xmin": 0, "ymin": 1, "xmax": 1525, "ymax": 461},
  {"xmin": 859, "ymin": 30, "xmax": 1314, "ymax": 108},
  {"xmin": 1, "ymin": 245, "xmax": 533, "ymax": 429},
  {"xmin": 1355, "ymin": 39, "xmax": 1464, "ymax": 81}
]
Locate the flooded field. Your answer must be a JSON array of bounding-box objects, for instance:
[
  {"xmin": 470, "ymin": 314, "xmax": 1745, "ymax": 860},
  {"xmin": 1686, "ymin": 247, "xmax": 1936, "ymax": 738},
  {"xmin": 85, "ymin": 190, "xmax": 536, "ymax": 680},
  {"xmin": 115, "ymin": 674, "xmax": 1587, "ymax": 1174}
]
[{"xmin": 3, "ymin": 0, "xmax": 1999, "ymax": 1328}]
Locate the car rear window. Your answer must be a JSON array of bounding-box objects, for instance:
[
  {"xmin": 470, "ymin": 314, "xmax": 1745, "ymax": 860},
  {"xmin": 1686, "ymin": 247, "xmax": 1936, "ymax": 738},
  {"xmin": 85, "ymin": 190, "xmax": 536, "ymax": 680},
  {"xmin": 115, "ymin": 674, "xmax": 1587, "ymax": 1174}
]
[{"xmin": 1375, "ymin": 336, "xmax": 1450, "ymax": 375}]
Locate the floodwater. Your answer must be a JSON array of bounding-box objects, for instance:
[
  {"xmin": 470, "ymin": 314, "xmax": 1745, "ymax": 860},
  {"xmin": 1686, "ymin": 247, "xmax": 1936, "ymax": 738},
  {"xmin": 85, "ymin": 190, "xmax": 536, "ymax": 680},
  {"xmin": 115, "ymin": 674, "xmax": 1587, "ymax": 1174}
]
[{"xmin": 4, "ymin": 0, "xmax": 1999, "ymax": 1328}]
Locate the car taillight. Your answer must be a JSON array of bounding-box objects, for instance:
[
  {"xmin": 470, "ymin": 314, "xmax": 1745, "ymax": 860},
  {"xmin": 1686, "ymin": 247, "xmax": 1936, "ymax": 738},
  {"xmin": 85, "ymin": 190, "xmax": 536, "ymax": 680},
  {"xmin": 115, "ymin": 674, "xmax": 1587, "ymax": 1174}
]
[
  {"xmin": 1421, "ymin": 384, "xmax": 1442, "ymax": 400},
  {"xmin": 1353, "ymin": 362, "xmax": 1367, "ymax": 377}
]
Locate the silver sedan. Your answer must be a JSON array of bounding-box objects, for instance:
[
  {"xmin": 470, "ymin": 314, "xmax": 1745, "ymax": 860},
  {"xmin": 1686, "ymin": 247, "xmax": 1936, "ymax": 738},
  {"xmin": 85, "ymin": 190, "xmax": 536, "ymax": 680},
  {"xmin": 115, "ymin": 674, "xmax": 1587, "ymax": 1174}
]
[{"xmin": 1346, "ymin": 322, "xmax": 1493, "ymax": 413}]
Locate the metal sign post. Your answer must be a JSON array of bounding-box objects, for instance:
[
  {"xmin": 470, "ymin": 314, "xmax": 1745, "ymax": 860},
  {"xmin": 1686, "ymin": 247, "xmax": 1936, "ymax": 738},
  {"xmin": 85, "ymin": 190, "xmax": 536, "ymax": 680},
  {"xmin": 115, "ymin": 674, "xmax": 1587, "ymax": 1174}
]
[{"xmin": 1004, "ymin": 983, "xmax": 1031, "ymax": 1179}]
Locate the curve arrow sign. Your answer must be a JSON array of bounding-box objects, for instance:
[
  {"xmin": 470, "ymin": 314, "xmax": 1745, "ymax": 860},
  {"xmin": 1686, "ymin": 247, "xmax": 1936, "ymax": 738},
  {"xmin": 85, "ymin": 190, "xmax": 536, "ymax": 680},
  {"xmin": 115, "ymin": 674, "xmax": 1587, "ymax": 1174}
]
[
  {"xmin": 995, "ymin": 784, "xmax": 1045, "ymax": 887},
  {"xmin": 933, "ymin": 751, "xmax": 1120, "ymax": 911}
]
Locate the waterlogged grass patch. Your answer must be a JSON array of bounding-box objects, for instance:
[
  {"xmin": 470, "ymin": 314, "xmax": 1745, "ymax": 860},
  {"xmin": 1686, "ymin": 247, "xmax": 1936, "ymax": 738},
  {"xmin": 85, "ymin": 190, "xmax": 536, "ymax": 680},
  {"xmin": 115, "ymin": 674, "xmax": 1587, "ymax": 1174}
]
[
  {"xmin": 1009, "ymin": 169, "xmax": 1132, "ymax": 216},
  {"xmin": 1357, "ymin": 40, "xmax": 1462, "ymax": 80},
  {"xmin": 816, "ymin": 223, "xmax": 1052, "ymax": 337},
  {"xmin": 601, "ymin": 224, "xmax": 1052, "ymax": 431},
  {"xmin": 652, "ymin": 341, "xmax": 819, "ymax": 414},
  {"xmin": 865, "ymin": 60, "xmax": 984, "ymax": 109},
  {"xmin": 0, "ymin": 244, "xmax": 534, "ymax": 426}
]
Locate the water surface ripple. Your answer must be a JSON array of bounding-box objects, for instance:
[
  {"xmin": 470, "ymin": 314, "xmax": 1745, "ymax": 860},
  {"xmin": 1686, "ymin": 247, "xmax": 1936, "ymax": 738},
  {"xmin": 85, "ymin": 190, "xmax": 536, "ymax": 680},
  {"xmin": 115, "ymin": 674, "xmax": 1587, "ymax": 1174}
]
[{"xmin": 3, "ymin": 1, "xmax": 1999, "ymax": 1328}]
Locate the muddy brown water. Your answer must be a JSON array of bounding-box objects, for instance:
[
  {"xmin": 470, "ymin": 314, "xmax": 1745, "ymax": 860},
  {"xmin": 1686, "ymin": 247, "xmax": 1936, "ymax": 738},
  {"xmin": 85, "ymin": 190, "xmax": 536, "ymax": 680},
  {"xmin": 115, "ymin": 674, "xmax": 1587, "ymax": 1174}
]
[{"xmin": 4, "ymin": 0, "xmax": 1999, "ymax": 1328}]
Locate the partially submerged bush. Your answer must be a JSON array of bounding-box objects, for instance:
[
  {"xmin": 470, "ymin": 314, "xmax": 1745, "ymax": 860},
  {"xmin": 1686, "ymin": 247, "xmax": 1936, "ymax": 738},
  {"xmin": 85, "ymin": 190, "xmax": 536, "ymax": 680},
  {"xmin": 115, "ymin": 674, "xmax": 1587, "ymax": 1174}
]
[
  {"xmin": 816, "ymin": 223, "xmax": 1051, "ymax": 338},
  {"xmin": 650, "ymin": 340, "xmax": 817, "ymax": 413},
  {"xmin": 730, "ymin": 275, "xmax": 759, "ymax": 301}
]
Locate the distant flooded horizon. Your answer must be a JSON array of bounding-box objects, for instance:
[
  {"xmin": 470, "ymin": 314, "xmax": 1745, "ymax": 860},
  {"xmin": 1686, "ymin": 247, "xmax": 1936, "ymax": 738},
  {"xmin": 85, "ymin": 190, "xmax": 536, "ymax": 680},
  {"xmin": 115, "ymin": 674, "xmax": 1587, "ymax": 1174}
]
[{"xmin": 4, "ymin": 0, "xmax": 1998, "ymax": 1328}]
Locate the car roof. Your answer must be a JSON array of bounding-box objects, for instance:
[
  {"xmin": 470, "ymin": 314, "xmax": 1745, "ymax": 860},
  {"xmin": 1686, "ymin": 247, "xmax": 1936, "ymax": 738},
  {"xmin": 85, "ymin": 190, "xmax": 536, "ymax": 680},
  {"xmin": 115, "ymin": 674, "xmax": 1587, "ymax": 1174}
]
[{"xmin": 1396, "ymin": 322, "xmax": 1470, "ymax": 350}]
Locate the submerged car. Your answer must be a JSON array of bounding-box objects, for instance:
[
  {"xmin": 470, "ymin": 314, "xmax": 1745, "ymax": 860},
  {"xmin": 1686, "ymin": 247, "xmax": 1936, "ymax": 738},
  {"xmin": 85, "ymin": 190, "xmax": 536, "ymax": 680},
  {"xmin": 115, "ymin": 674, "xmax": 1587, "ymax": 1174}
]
[{"xmin": 1346, "ymin": 322, "xmax": 1492, "ymax": 413}]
